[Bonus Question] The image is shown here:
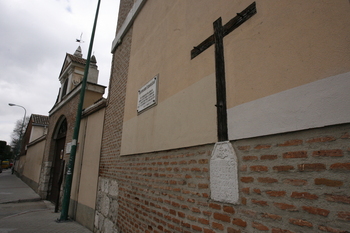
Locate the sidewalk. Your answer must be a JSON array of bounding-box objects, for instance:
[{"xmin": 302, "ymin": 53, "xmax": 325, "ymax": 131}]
[{"xmin": 0, "ymin": 169, "xmax": 92, "ymax": 233}]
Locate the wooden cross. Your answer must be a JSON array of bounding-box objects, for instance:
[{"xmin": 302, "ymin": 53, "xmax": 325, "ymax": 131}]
[{"xmin": 191, "ymin": 2, "xmax": 257, "ymax": 142}]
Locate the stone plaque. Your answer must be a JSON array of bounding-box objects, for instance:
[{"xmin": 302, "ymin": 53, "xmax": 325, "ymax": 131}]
[
  {"xmin": 210, "ymin": 141, "xmax": 239, "ymax": 204},
  {"xmin": 137, "ymin": 75, "xmax": 158, "ymax": 113}
]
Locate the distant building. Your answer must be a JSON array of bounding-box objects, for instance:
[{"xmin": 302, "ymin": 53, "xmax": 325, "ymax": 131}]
[
  {"xmin": 16, "ymin": 114, "xmax": 49, "ymax": 191},
  {"xmin": 19, "ymin": 46, "xmax": 106, "ymax": 231},
  {"xmin": 94, "ymin": 1, "xmax": 350, "ymax": 232}
]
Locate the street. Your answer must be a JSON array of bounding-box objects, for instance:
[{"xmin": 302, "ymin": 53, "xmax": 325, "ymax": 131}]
[{"xmin": 0, "ymin": 169, "xmax": 92, "ymax": 233}]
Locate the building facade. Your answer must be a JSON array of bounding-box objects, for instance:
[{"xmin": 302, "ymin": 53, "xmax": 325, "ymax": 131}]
[
  {"xmin": 28, "ymin": 47, "xmax": 107, "ymax": 231},
  {"xmin": 17, "ymin": 114, "xmax": 49, "ymax": 192},
  {"xmin": 95, "ymin": 0, "xmax": 350, "ymax": 233}
]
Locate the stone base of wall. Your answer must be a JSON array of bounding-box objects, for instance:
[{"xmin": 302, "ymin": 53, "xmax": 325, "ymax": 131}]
[
  {"xmin": 38, "ymin": 161, "xmax": 52, "ymax": 199},
  {"xmin": 96, "ymin": 123, "xmax": 350, "ymax": 233},
  {"xmin": 94, "ymin": 177, "xmax": 119, "ymax": 233},
  {"xmin": 67, "ymin": 199, "xmax": 96, "ymax": 231},
  {"xmin": 20, "ymin": 175, "xmax": 39, "ymax": 193}
]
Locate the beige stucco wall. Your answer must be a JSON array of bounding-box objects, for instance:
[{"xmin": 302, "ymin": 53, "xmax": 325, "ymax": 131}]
[
  {"xmin": 29, "ymin": 126, "xmax": 46, "ymax": 143},
  {"xmin": 22, "ymin": 139, "xmax": 45, "ymax": 184},
  {"xmin": 225, "ymin": 0, "xmax": 350, "ymax": 108},
  {"xmin": 120, "ymin": 0, "xmax": 350, "ymax": 155},
  {"xmin": 71, "ymin": 107, "xmax": 105, "ymax": 209}
]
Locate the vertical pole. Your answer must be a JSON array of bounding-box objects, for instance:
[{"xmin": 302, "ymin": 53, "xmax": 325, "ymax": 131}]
[
  {"xmin": 59, "ymin": 0, "xmax": 101, "ymax": 221},
  {"xmin": 213, "ymin": 17, "xmax": 228, "ymax": 142}
]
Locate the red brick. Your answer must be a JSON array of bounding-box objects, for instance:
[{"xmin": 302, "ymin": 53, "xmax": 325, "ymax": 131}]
[
  {"xmin": 243, "ymin": 155, "xmax": 258, "ymax": 161},
  {"xmin": 178, "ymin": 212, "xmax": 185, "ymax": 218},
  {"xmin": 227, "ymin": 227, "xmax": 241, "ymax": 233},
  {"xmin": 271, "ymin": 228, "xmax": 295, "ymax": 233},
  {"xmin": 283, "ymin": 179, "xmax": 307, "ymax": 186},
  {"xmin": 261, "ymin": 213, "xmax": 282, "ymax": 220},
  {"xmin": 241, "ymin": 187, "xmax": 250, "ymax": 194},
  {"xmin": 191, "ymin": 225, "xmax": 202, "ymax": 232},
  {"xmin": 202, "ymin": 193, "xmax": 209, "ymax": 198},
  {"xmin": 278, "ymin": 139, "xmax": 303, "ymax": 147},
  {"xmin": 318, "ymin": 225, "xmax": 349, "ymax": 233},
  {"xmin": 291, "ymin": 192, "xmax": 318, "ymax": 200},
  {"xmin": 273, "ymin": 165, "xmax": 294, "ymax": 172},
  {"xmin": 187, "ymin": 198, "xmax": 195, "ymax": 203},
  {"xmin": 315, "ymin": 178, "xmax": 343, "ymax": 187},
  {"xmin": 298, "ymin": 163, "xmax": 326, "ymax": 171},
  {"xmin": 341, "ymin": 132, "xmax": 350, "ymax": 139},
  {"xmin": 237, "ymin": 145, "xmax": 250, "ymax": 151},
  {"xmin": 253, "ymin": 188, "xmax": 261, "ymax": 194},
  {"xmin": 203, "ymin": 211, "xmax": 212, "ymax": 216},
  {"xmin": 171, "ymin": 201, "xmax": 180, "ymax": 207},
  {"xmin": 189, "ymin": 159, "xmax": 197, "ymax": 164},
  {"xmin": 198, "ymin": 159, "xmax": 208, "ymax": 164},
  {"xmin": 252, "ymin": 199, "xmax": 269, "ymax": 206},
  {"xmin": 182, "ymin": 221, "xmax": 191, "ymax": 228},
  {"xmin": 337, "ymin": 211, "xmax": 350, "ymax": 221},
  {"xmin": 289, "ymin": 218, "xmax": 313, "ymax": 227},
  {"xmin": 212, "ymin": 222, "xmax": 224, "ymax": 230},
  {"xmin": 260, "ymin": 154, "xmax": 278, "ymax": 160},
  {"xmin": 241, "ymin": 197, "xmax": 247, "ymax": 205},
  {"xmin": 187, "ymin": 215, "xmax": 197, "ymax": 222},
  {"xmin": 240, "ymin": 209, "xmax": 257, "ymax": 217},
  {"xmin": 223, "ymin": 206, "xmax": 235, "ymax": 214},
  {"xmin": 232, "ymin": 218, "xmax": 247, "ymax": 227},
  {"xmin": 325, "ymin": 194, "xmax": 350, "ymax": 204},
  {"xmin": 240, "ymin": 165, "xmax": 247, "ymax": 172},
  {"xmin": 209, "ymin": 203, "xmax": 221, "ymax": 210},
  {"xmin": 266, "ymin": 190, "xmax": 286, "ymax": 197},
  {"xmin": 198, "ymin": 183, "xmax": 209, "ymax": 189},
  {"xmin": 191, "ymin": 167, "xmax": 201, "ymax": 172},
  {"xmin": 313, "ymin": 149, "xmax": 343, "ymax": 157},
  {"xmin": 240, "ymin": 177, "xmax": 254, "ymax": 183},
  {"xmin": 250, "ymin": 165, "xmax": 268, "ymax": 172},
  {"xmin": 330, "ymin": 163, "xmax": 350, "ymax": 170},
  {"xmin": 257, "ymin": 177, "xmax": 278, "ymax": 183},
  {"xmin": 306, "ymin": 136, "xmax": 336, "ymax": 143},
  {"xmin": 203, "ymin": 229, "xmax": 216, "ymax": 233},
  {"xmin": 181, "ymin": 204, "xmax": 189, "ymax": 209},
  {"xmin": 252, "ymin": 222, "xmax": 269, "ymax": 231},
  {"xmin": 283, "ymin": 151, "xmax": 307, "ymax": 159},
  {"xmin": 274, "ymin": 202, "xmax": 298, "ymax": 211},
  {"xmin": 302, "ymin": 206, "xmax": 330, "ymax": 217},
  {"xmin": 254, "ymin": 144, "xmax": 271, "ymax": 150},
  {"xmin": 213, "ymin": 213, "xmax": 230, "ymax": 222},
  {"xmin": 198, "ymin": 218, "xmax": 209, "ymax": 225}
]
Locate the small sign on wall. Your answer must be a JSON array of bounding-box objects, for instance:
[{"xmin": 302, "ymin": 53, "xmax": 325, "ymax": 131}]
[
  {"xmin": 137, "ymin": 74, "xmax": 159, "ymax": 113},
  {"xmin": 66, "ymin": 142, "xmax": 72, "ymax": 154}
]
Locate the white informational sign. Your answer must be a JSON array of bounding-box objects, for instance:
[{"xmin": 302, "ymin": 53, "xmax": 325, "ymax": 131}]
[
  {"xmin": 210, "ymin": 141, "xmax": 239, "ymax": 204},
  {"xmin": 137, "ymin": 75, "xmax": 159, "ymax": 113},
  {"xmin": 65, "ymin": 142, "xmax": 72, "ymax": 154}
]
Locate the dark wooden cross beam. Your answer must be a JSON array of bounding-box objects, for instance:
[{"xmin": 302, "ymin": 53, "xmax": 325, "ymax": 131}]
[{"xmin": 191, "ymin": 2, "xmax": 257, "ymax": 142}]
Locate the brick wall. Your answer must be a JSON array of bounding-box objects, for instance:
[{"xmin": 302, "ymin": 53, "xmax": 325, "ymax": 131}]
[
  {"xmin": 99, "ymin": 0, "xmax": 134, "ymax": 179},
  {"xmin": 95, "ymin": 123, "xmax": 350, "ymax": 233},
  {"xmin": 96, "ymin": 0, "xmax": 350, "ymax": 232},
  {"xmin": 38, "ymin": 93, "xmax": 80, "ymax": 199}
]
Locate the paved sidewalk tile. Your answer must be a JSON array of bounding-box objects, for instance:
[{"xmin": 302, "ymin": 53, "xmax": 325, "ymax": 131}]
[{"xmin": 0, "ymin": 206, "xmax": 92, "ymax": 233}]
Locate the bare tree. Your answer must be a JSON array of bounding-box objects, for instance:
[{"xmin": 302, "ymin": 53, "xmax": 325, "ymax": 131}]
[{"xmin": 10, "ymin": 117, "xmax": 29, "ymax": 157}]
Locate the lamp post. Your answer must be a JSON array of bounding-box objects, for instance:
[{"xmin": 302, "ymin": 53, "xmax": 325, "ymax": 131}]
[
  {"xmin": 8, "ymin": 103, "xmax": 27, "ymax": 160},
  {"xmin": 59, "ymin": 0, "xmax": 101, "ymax": 221}
]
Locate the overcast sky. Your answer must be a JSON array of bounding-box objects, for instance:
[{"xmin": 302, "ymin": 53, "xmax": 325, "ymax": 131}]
[{"xmin": 0, "ymin": 0, "xmax": 120, "ymax": 144}]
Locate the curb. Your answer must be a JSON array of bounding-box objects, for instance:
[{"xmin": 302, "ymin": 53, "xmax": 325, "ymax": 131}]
[{"xmin": 0, "ymin": 197, "xmax": 42, "ymax": 204}]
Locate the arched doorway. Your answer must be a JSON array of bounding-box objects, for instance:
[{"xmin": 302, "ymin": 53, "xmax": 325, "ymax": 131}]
[{"xmin": 48, "ymin": 117, "xmax": 67, "ymax": 204}]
